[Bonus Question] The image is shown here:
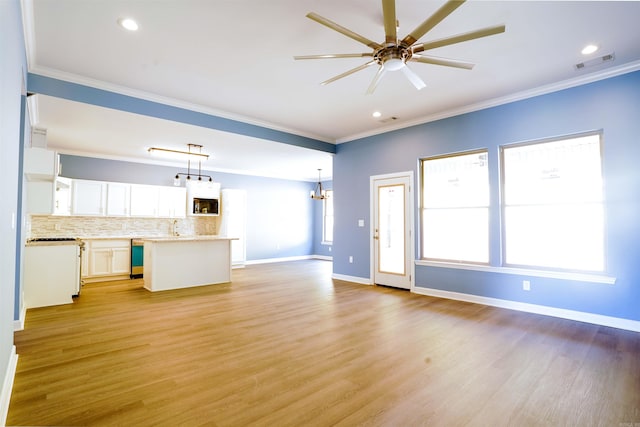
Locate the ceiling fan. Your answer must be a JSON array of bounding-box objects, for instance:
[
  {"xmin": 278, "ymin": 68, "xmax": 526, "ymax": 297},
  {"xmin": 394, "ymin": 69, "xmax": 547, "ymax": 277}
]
[{"xmin": 294, "ymin": 0, "xmax": 505, "ymax": 94}]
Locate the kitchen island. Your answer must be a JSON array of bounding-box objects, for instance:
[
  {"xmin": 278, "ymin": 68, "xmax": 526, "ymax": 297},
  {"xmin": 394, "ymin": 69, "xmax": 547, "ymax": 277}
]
[{"xmin": 142, "ymin": 236, "xmax": 237, "ymax": 292}]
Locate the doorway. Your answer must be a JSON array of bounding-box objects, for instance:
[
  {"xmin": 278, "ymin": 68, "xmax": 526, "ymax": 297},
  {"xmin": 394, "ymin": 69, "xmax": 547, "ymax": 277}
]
[{"xmin": 371, "ymin": 172, "xmax": 414, "ymax": 289}]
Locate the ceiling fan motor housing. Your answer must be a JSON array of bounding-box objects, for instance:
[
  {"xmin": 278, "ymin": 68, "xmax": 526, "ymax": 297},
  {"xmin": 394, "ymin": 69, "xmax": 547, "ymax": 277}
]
[{"xmin": 375, "ymin": 45, "xmax": 411, "ymax": 70}]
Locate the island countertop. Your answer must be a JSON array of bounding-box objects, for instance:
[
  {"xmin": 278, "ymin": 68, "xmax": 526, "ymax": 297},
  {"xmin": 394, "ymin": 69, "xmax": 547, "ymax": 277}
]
[
  {"xmin": 143, "ymin": 236, "xmax": 235, "ymax": 292},
  {"xmin": 141, "ymin": 235, "xmax": 238, "ymax": 242}
]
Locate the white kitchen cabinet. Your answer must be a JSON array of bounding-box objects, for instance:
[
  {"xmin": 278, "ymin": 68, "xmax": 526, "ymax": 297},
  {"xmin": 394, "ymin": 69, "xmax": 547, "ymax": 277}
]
[
  {"xmin": 24, "ymin": 147, "xmax": 59, "ymax": 181},
  {"xmin": 84, "ymin": 239, "xmax": 131, "ymax": 280},
  {"xmin": 158, "ymin": 186, "xmax": 187, "ymax": 217},
  {"xmin": 54, "ymin": 177, "xmax": 72, "ymax": 215},
  {"xmin": 63, "ymin": 178, "xmax": 187, "ymax": 218},
  {"xmin": 72, "ymin": 180, "xmax": 107, "ymax": 215},
  {"xmin": 24, "ymin": 242, "xmax": 80, "ymax": 308},
  {"xmin": 26, "ymin": 181, "xmax": 55, "ymax": 214},
  {"xmin": 24, "ymin": 148, "xmax": 59, "ymax": 214},
  {"xmin": 106, "ymin": 183, "xmax": 131, "ymax": 216},
  {"xmin": 27, "ymin": 177, "xmax": 71, "ymax": 215},
  {"xmin": 130, "ymin": 184, "xmax": 160, "ymax": 217}
]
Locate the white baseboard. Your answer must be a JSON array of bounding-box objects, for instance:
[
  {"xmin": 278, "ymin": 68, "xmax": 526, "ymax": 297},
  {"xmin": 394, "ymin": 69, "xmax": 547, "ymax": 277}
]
[
  {"xmin": 332, "ymin": 273, "xmax": 372, "ymax": 285},
  {"xmin": 13, "ymin": 305, "xmax": 26, "ymax": 332},
  {"xmin": 245, "ymin": 255, "xmax": 333, "ymax": 265},
  {"xmin": 413, "ymin": 286, "xmax": 640, "ymax": 332},
  {"xmin": 245, "ymin": 255, "xmax": 313, "ymax": 265},
  {"xmin": 1, "ymin": 346, "xmax": 18, "ymax": 426}
]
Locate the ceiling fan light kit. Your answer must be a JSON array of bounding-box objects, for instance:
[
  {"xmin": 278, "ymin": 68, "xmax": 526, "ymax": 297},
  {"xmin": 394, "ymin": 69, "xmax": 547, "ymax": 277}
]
[{"xmin": 294, "ymin": 0, "xmax": 506, "ymax": 94}]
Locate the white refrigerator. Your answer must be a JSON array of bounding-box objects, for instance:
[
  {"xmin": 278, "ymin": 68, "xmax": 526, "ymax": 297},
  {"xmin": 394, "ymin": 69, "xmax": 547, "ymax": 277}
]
[{"xmin": 218, "ymin": 189, "xmax": 247, "ymax": 267}]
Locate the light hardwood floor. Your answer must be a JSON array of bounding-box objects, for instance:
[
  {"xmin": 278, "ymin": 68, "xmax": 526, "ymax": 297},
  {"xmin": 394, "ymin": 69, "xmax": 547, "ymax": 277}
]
[{"xmin": 8, "ymin": 260, "xmax": 640, "ymax": 426}]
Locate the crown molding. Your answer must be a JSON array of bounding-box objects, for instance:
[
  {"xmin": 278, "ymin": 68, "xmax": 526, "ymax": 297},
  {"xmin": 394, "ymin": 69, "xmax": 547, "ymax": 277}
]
[
  {"xmin": 27, "ymin": 65, "xmax": 335, "ymax": 145},
  {"xmin": 338, "ymin": 60, "xmax": 640, "ymax": 144}
]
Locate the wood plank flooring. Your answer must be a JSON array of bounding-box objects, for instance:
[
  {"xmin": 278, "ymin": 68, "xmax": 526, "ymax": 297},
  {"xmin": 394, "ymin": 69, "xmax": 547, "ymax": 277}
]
[{"xmin": 8, "ymin": 260, "xmax": 640, "ymax": 426}]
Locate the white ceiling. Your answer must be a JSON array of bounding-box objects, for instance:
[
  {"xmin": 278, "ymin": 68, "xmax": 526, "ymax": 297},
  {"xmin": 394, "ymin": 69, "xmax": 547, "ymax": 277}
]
[{"xmin": 23, "ymin": 0, "xmax": 640, "ymax": 181}]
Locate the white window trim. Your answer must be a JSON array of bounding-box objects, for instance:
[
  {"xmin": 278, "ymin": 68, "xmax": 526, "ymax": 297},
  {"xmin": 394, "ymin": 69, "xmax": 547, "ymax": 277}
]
[
  {"xmin": 415, "ymin": 259, "xmax": 616, "ymax": 285},
  {"xmin": 322, "ymin": 189, "xmax": 333, "ymax": 244}
]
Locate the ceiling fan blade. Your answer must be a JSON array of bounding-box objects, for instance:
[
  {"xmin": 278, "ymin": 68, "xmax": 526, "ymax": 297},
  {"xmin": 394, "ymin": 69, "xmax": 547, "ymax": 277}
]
[
  {"xmin": 307, "ymin": 12, "xmax": 382, "ymax": 50},
  {"xmin": 410, "ymin": 55, "xmax": 475, "ymax": 70},
  {"xmin": 321, "ymin": 60, "xmax": 377, "ymax": 86},
  {"xmin": 412, "ymin": 25, "xmax": 506, "ymax": 53},
  {"xmin": 401, "ymin": 0, "xmax": 466, "ymax": 46},
  {"xmin": 294, "ymin": 53, "xmax": 374, "ymax": 60},
  {"xmin": 366, "ymin": 66, "xmax": 387, "ymax": 95},
  {"xmin": 401, "ymin": 65, "xmax": 426, "ymax": 90},
  {"xmin": 382, "ymin": 0, "xmax": 397, "ymax": 44}
]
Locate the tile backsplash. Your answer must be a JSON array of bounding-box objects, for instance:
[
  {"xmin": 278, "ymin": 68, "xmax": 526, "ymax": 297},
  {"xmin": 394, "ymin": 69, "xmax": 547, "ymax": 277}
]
[{"xmin": 28, "ymin": 215, "xmax": 218, "ymax": 238}]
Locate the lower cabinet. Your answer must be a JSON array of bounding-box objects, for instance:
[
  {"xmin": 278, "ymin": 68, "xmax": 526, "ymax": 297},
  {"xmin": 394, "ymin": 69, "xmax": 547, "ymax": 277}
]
[{"xmin": 82, "ymin": 239, "xmax": 131, "ymax": 282}]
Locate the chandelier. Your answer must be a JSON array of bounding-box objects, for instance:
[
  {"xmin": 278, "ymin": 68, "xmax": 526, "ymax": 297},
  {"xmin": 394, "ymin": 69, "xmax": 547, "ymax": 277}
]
[{"xmin": 310, "ymin": 169, "xmax": 327, "ymax": 200}]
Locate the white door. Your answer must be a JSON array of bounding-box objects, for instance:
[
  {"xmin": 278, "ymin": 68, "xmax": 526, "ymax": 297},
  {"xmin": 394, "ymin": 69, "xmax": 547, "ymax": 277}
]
[{"xmin": 372, "ymin": 173, "xmax": 414, "ymax": 289}]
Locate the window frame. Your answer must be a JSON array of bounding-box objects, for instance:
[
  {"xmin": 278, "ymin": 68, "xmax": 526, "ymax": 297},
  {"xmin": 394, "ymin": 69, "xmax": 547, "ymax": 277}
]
[
  {"xmin": 499, "ymin": 130, "xmax": 607, "ymax": 273},
  {"xmin": 322, "ymin": 189, "xmax": 334, "ymax": 244},
  {"xmin": 420, "ymin": 149, "xmax": 490, "ymax": 265}
]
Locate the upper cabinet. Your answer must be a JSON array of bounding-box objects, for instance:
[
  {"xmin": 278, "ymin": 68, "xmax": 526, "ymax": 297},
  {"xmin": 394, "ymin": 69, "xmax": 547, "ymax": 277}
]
[
  {"xmin": 24, "ymin": 148, "xmax": 63, "ymax": 214},
  {"xmin": 130, "ymin": 184, "xmax": 160, "ymax": 217},
  {"xmin": 106, "ymin": 183, "xmax": 131, "ymax": 216},
  {"xmin": 24, "ymin": 147, "xmax": 59, "ymax": 181},
  {"xmin": 32, "ymin": 172, "xmax": 187, "ymax": 218},
  {"xmin": 158, "ymin": 186, "xmax": 187, "ymax": 218},
  {"xmin": 54, "ymin": 178, "xmax": 72, "ymax": 215},
  {"xmin": 72, "ymin": 180, "xmax": 107, "ymax": 215}
]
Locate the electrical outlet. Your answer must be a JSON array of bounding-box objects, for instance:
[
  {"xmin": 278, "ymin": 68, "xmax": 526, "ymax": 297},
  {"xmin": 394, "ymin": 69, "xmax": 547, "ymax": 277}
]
[
  {"xmin": 54, "ymin": 224, "xmax": 61, "ymax": 231},
  {"xmin": 349, "ymin": 256, "xmax": 353, "ymax": 264},
  {"xmin": 522, "ymin": 280, "xmax": 531, "ymax": 291}
]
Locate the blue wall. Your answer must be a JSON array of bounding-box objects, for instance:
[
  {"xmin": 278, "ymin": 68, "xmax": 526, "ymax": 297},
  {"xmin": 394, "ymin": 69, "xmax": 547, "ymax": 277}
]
[
  {"xmin": 334, "ymin": 70, "xmax": 640, "ymax": 321},
  {"xmin": 1, "ymin": 0, "xmax": 26, "ymax": 410},
  {"xmin": 60, "ymin": 155, "xmax": 317, "ymax": 261}
]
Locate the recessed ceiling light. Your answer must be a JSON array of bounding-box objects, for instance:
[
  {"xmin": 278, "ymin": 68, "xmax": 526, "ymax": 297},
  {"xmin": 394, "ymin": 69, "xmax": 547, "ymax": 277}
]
[
  {"xmin": 581, "ymin": 44, "xmax": 599, "ymax": 55},
  {"xmin": 372, "ymin": 111, "xmax": 382, "ymax": 118},
  {"xmin": 118, "ymin": 18, "xmax": 139, "ymax": 31}
]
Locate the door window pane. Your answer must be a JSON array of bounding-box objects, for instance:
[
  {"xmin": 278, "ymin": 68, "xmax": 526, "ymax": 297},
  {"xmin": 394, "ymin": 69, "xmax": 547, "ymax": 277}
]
[{"xmin": 378, "ymin": 184, "xmax": 405, "ymax": 275}]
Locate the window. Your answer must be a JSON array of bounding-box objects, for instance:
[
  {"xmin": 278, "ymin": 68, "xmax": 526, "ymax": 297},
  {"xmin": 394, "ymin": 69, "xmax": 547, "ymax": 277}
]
[
  {"xmin": 323, "ymin": 190, "xmax": 334, "ymax": 243},
  {"xmin": 501, "ymin": 132, "xmax": 604, "ymax": 272},
  {"xmin": 421, "ymin": 150, "xmax": 489, "ymax": 263}
]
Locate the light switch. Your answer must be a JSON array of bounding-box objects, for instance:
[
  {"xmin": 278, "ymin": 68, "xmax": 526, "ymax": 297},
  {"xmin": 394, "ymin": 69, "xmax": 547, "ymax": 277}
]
[{"xmin": 358, "ymin": 219, "xmax": 364, "ymax": 227}]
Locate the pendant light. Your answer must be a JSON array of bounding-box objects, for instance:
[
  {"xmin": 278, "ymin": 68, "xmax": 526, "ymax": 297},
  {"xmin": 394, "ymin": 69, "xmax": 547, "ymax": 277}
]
[
  {"xmin": 310, "ymin": 168, "xmax": 327, "ymax": 200},
  {"xmin": 148, "ymin": 143, "xmax": 212, "ymax": 186}
]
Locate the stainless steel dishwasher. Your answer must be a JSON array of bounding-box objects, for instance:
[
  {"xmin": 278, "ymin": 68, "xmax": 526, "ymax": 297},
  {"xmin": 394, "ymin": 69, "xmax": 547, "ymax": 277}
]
[{"xmin": 130, "ymin": 239, "xmax": 144, "ymax": 278}]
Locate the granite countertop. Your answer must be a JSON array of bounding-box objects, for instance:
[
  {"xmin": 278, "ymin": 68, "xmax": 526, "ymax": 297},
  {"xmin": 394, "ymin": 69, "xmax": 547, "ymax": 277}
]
[
  {"xmin": 28, "ymin": 235, "xmax": 235, "ymax": 243},
  {"xmin": 26, "ymin": 239, "xmax": 83, "ymax": 247},
  {"xmin": 142, "ymin": 235, "xmax": 237, "ymax": 242},
  {"xmin": 77, "ymin": 235, "xmax": 221, "ymax": 241}
]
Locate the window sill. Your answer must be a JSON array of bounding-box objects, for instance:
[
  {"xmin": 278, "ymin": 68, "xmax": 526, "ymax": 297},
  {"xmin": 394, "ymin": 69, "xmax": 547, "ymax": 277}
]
[
  {"xmin": 321, "ymin": 241, "xmax": 333, "ymax": 246},
  {"xmin": 414, "ymin": 260, "xmax": 616, "ymax": 284}
]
